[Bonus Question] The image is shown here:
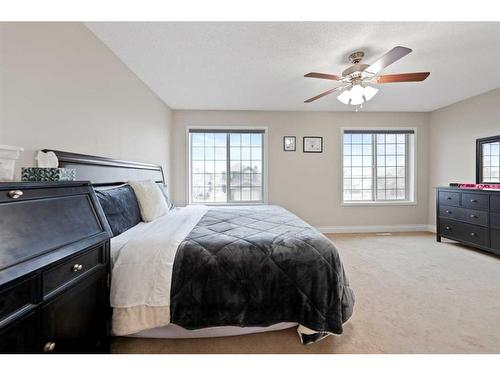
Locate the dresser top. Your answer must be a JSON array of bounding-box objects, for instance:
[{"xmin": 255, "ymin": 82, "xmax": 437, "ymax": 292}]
[
  {"xmin": 0, "ymin": 180, "xmax": 91, "ymax": 190},
  {"xmin": 437, "ymin": 187, "xmax": 500, "ymax": 194}
]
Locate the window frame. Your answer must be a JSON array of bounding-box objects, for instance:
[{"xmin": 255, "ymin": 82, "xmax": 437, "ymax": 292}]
[
  {"xmin": 340, "ymin": 127, "xmax": 417, "ymax": 206},
  {"xmin": 186, "ymin": 125, "xmax": 269, "ymax": 205},
  {"xmin": 476, "ymin": 135, "xmax": 500, "ymax": 184}
]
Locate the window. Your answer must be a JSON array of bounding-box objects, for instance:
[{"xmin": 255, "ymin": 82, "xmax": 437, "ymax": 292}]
[
  {"xmin": 342, "ymin": 129, "xmax": 415, "ymax": 203},
  {"xmin": 481, "ymin": 141, "xmax": 500, "ymax": 183},
  {"xmin": 189, "ymin": 129, "xmax": 265, "ymax": 204}
]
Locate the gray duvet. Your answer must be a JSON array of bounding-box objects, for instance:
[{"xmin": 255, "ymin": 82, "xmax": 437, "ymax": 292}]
[{"xmin": 170, "ymin": 205, "xmax": 354, "ymax": 344}]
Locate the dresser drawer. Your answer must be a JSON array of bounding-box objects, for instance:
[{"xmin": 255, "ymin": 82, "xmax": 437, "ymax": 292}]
[
  {"xmin": 0, "ymin": 276, "xmax": 38, "ymax": 324},
  {"xmin": 491, "ymin": 195, "xmax": 500, "ymax": 213},
  {"xmin": 43, "ymin": 246, "xmax": 102, "ymax": 297},
  {"xmin": 439, "ymin": 205, "xmax": 488, "ymax": 226},
  {"xmin": 461, "ymin": 192, "xmax": 489, "ymax": 210},
  {"xmin": 440, "ymin": 219, "xmax": 488, "ymax": 247},
  {"xmin": 439, "ymin": 191, "xmax": 460, "ymax": 207},
  {"xmin": 41, "ymin": 267, "xmax": 107, "ymax": 353}
]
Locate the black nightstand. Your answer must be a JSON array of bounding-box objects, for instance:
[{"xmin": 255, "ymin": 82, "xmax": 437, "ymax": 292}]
[{"xmin": 0, "ymin": 181, "xmax": 112, "ymax": 353}]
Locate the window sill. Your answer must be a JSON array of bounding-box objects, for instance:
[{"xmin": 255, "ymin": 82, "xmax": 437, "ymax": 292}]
[
  {"xmin": 188, "ymin": 202, "xmax": 267, "ymax": 206},
  {"xmin": 341, "ymin": 200, "xmax": 417, "ymax": 207}
]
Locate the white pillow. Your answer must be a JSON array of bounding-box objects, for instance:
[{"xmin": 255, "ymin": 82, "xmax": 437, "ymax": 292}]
[{"xmin": 128, "ymin": 180, "xmax": 168, "ymax": 222}]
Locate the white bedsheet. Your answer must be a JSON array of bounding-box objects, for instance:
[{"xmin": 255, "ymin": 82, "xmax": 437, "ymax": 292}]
[{"xmin": 110, "ymin": 205, "xmax": 208, "ymax": 309}]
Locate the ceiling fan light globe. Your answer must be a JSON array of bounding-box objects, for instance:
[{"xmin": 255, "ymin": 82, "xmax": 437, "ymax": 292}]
[
  {"xmin": 350, "ymin": 96, "xmax": 365, "ymax": 106},
  {"xmin": 337, "ymin": 90, "xmax": 351, "ymax": 105},
  {"xmin": 349, "ymin": 85, "xmax": 365, "ymax": 105},
  {"xmin": 363, "ymin": 86, "xmax": 379, "ymax": 102}
]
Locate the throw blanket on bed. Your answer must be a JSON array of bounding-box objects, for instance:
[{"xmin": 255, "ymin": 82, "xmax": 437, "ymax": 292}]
[{"xmin": 170, "ymin": 206, "xmax": 354, "ymax": 344}]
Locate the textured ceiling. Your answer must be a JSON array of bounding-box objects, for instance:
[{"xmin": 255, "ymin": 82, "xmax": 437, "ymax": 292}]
[{"xmin": 85, "ymin": 22, "xmax": 500, "ymax": 112}]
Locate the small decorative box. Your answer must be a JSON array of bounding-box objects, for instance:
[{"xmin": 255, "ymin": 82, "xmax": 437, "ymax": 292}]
[{"xmin": 21, "ymin": 167, "xmax": 76, "ymax": 182}]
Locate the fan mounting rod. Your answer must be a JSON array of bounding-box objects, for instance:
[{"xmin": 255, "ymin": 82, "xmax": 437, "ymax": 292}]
[
  {"xmin": 349, "ymin": 51, "xmax": 364, "ymax": 64},
  {"xmin": 342, "ymin": 50, "xmax": 370, "ymax": 77}
]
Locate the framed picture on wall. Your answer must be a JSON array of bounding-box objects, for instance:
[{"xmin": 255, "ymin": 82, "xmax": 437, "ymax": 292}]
[
  {"xmin": 303, "ymin": 136, "xmax": 323, "ymax": 153},
  {"xmin": 283, "ymin": 136, "xmax": 296, "ymax": 151}
]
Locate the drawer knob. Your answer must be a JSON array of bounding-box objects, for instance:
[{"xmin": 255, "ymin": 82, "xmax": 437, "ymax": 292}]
[
  {"xmin": 72, "ymin": 264, "xmax": 83, "ymax": 272},
  {"xmin": 43, "ymin": 342, "xmax": 56, "ymax": 352},
  {"xmin": 445, "ymin": 210, "xmax": 451, "ymax": 214},
  {"xmin": 470, "ymin": 199, "xmax": 477, "ymax": 203},
  {"xmin": 470, "ymin": 214, "xmax": 478, "ymax": 218},
  {"xmin": 446, "ymin": 197, "xmax": 452, "ymax": 200},
  {"xmin": 470, "ymin": 232, "xmax": 477, "ymax": 237},
  {"xmin": 445, "ymin": 226, "xmax": 451, "ymax": 230},
  {"xmin": 8, "ymin": 190, "xmax": 23, "ymax": 199}
]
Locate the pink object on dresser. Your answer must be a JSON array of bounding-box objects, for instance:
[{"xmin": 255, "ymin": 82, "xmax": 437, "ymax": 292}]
[{"xmin": 458, "ymin": 183, "xmax": 500, "ymax": 190}]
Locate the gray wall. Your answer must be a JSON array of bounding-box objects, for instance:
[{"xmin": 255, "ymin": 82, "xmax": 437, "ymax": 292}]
[
  {"xmin": 172, "ymin": 110, "xmax": 430, "ymax": 228},
  {"xmin": 0, "ymin": 22, "xmax": 173, "ymax": 186},
  {"xmin": 427, "ymin": 87, "xmax": 500, "ymax": 227}
]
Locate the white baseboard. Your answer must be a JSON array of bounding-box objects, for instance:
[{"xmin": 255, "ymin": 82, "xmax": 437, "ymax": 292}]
[
  {"xmin": 316, "ymin": 224, "xmax": 434, "ymax": 234},
  {"xmin": 426, "ymin": 224, "xmax": 437, "ymax": 233}
]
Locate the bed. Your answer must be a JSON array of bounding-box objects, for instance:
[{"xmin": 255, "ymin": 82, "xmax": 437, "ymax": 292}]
[{"xmin": 48, "ymin": 149, "xmax": 355, "ymax": 344}]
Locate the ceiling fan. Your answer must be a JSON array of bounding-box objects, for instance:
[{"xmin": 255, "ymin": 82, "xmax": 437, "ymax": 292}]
[{"xmin": 304, "ymin": 46, "xmax": 430, "ymax": 109}]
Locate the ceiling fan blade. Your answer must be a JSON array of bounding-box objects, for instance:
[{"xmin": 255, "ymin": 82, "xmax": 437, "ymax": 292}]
[
  {"xmin": 372, "ymin": 72, "xmax": 430, "ymax": 84},
  {"xmin": 365, "ymin": 46, "xmax": 412, "ymax": 75},
  {"xmin": 304, "ymin": 86, "xmax": 346, "ymax": 103},
  {"xmin": 304, "ymin": 72, "xmax": 342, "ymax": 81}
]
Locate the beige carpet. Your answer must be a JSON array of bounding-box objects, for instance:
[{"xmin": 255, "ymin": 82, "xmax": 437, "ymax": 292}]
[{"xmin": 112, "ymin": 232, "xmax": 500, "ymax": 353}]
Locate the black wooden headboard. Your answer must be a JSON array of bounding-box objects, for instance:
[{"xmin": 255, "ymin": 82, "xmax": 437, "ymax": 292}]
[{"xmin": 43, "ymin": 149, "xmax": 165, "ymax": 187}]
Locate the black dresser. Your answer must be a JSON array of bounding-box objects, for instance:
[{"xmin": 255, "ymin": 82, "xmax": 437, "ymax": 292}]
[
  {"xmin": 0, "ymin": 181, "xmax": 112, "ymax": 353},
  {"xmin": 436, "ymin": 187, "xmax": 500, "ymax": 256}
]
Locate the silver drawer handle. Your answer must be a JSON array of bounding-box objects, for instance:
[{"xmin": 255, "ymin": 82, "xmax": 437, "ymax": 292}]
[
  {"xmin": 445, "ymin": 226, "xmax": 451, "ymax": 230},
  {"xmin": 445, "ymin": 210, "xmax": 452, "ymax": 214},
  {"xmin": 470, "ymin": 214, "xmax": 478, "ymax": 218},
  {"xmin": 72, "ymin": 264, "xmax": 83, "ymax": 272},
  {"xmin": 8, "ymin": 190, "xmax": 23, "ymax": 199},
  {"xmin": 470, "ymin": 232, "xmax": 477, "ymax": 237},
  {"xmin": 470, "ymin": 199, "xmax": 477, "ymax": 203},
  {"xmin": 43, "ymin": 342, "xmax": 56, "ymax": 352}
]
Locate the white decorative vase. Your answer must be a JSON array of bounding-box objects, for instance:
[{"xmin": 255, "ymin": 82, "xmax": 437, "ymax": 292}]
[{"xmin": 0, "ymin": 145, "xmax": 24, "ymax": 181}]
